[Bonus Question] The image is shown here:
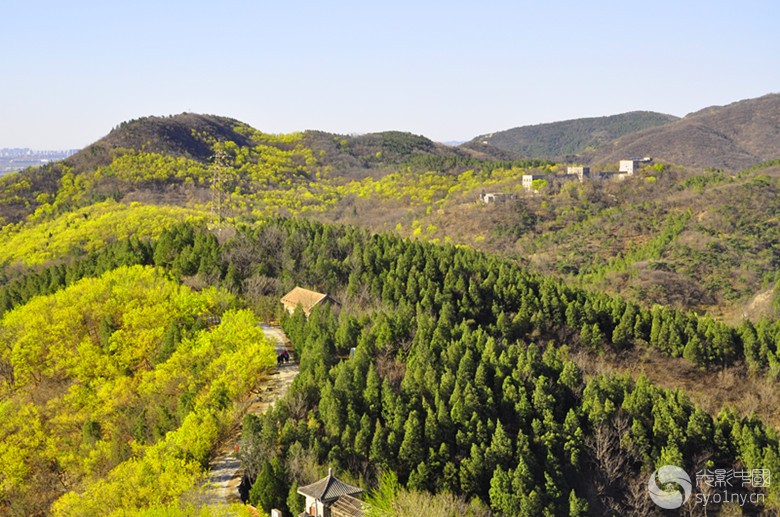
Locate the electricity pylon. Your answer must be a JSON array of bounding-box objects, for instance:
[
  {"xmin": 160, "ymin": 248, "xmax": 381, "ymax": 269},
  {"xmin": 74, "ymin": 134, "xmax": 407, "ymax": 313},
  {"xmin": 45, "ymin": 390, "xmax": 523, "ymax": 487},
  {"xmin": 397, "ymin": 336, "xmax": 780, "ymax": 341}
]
[{"xmin": 210, "ymin": 150, "xmax": 227, "ymax": 230}]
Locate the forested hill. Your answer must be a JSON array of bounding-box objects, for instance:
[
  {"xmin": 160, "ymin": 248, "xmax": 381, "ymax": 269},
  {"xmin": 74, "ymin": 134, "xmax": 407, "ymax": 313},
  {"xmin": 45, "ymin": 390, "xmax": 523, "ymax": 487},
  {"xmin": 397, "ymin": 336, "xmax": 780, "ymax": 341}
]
[
  {"xmin": 590, "ymin": 93, "xmax": 780, "ymax": 170},
  {"xmin": 2, "ymin": 215, "xmax": 779, "ymax": 515},
  {"xmin": 466, "ymin": 111, "xmax": 678, "ymax": 160},
  {"xmin": 1, "ymin": 98, "xmax": 779, "ymax": 515},
  {"xmin": 247, "ymin": 218, "xmax": 780, "ymax": 516},
  {"xmin": 2, "ymin": 111, "xmax": 780, "ymax": 321},
  {"xmin": 467, "ymin": 93, "xmax": 780, "ymax": 171},
  {"xmin": 0, "ymin": 113, "xmax": 538, "ymax": 225},
  {"xmin": 67, "ymin": 114, "xmax": 255, "ymax": 170},
  {"xmin": 70, "ymin": 114, "xmax": 462, "ymax": 177}
]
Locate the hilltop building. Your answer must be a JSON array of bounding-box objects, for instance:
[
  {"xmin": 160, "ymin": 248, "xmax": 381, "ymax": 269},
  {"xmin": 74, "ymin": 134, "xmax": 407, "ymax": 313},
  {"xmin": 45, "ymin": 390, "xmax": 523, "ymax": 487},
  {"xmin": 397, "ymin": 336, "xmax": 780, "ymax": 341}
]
[
  {"xmin": 619, "ymin": 157, "xmax": 652, "ymax": 175},
  {"xmin": 281, "ymin": 287, "xmax": 340, "ymax": 316},
  {"xmin": 520, "ymin": 158, "xmax": 652, "ymax": 193},
  {"xmin": 523, "ymin": 172, "xmax": 585, "ymax": 191},
  {"xmin": 619, "ymin": 160, "xmax": 639, "ymax": 175},
  {"xmin": 522, "ymin": 174, "xmax": 549, "ymax": 190},
  {"xmin": 479, "ymin": 192, "xmax": 517, "ymax": 203},
  {"xmin": 566, "ymin": 166, "xmax": 590, "ymax": 182},
  {"xmin": 297, "ymin": 468, "xmax": 364, "ymax": 517}
]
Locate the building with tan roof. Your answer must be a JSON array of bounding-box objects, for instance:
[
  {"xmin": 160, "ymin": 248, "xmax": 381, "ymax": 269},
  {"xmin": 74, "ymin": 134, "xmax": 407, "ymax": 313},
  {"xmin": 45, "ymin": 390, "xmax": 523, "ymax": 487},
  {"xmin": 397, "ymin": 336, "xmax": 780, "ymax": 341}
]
[{"xmin": 281, "ymin": 287, "xmax": 340, "ymax": 316}]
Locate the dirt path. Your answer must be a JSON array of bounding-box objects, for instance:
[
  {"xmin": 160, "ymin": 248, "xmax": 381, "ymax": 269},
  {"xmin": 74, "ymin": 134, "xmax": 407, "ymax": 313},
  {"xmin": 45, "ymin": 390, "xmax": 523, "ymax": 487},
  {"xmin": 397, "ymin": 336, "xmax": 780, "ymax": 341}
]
[{"xmin": 203, "ymin": 324, "xmax": 298, "ymax": 504}]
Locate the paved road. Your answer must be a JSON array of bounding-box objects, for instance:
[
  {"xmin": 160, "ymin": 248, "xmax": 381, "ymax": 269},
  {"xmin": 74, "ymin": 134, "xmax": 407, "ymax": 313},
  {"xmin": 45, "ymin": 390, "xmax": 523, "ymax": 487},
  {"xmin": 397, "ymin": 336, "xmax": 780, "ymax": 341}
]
[
  {"xmin": 259, "ymin": 323, "xmax": 293, "ymax": 357},
  {"xmin": 203, "ymin": 324, "xmax": 298, "ymax": 505}
]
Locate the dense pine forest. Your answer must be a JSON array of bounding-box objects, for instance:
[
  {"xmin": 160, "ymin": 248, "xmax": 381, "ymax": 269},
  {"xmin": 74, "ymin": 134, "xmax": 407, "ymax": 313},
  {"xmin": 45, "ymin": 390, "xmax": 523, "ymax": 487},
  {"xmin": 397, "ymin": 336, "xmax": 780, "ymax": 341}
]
[
  {"xmin": 228, "ymin": 218, "xmax": 780, "ymax": 515},
  {"xmin": 3, "ymin": 216, "xmax": 777, "ymax": 515}
]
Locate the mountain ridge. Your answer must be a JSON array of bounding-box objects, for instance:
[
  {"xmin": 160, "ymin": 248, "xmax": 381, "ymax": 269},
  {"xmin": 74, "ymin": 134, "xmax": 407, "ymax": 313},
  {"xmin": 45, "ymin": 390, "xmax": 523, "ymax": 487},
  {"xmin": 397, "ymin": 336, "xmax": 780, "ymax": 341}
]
[
  {"xmin": 589, "ymin": 93, "xmax": 780, "ymax": 169},
  {"xmin": 65, "ymin": 113, "xmax": 507, "ymax": 179},
  {"xmin": 17, "ymin": 92, "xmax": 780, "ymax": 176},
  {"xmin": 465, "ymin": 110, "xmax": 679, "ymax": 160},
  {"xmin": 466, "ymin": 93, "xmax": 780, "ymax": 170},
  {"xmin": 67, "ymin": 113, "xmax": 254, "ymax": 172}
]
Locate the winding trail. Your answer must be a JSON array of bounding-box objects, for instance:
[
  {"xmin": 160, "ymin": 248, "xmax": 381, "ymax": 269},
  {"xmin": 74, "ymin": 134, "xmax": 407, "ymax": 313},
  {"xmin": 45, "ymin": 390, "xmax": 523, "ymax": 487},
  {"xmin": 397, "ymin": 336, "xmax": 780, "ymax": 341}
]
[{"xmin": 203, "ymin": 324, "xmax": 298, "ymax": 504}]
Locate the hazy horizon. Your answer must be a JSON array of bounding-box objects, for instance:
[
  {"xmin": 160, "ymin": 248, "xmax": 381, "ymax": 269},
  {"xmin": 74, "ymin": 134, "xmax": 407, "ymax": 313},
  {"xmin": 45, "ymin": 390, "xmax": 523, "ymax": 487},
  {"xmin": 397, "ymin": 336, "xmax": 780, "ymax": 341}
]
[{"xmin": 2, "ymin": 0, "xmax": 779, "ymax": 149}]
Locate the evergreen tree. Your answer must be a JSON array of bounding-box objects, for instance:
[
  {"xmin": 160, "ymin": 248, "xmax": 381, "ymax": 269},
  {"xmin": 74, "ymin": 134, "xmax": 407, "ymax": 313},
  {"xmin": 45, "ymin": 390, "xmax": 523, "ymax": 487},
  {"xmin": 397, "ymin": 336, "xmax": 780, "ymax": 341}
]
[
  {"xmin": 249, "ymin": 458, "xmax": 288, "ymax": 514},
  {"xmin": 568, "ymin": 489, "xmax": 589, "ymax": 517},
  {"xmin": 398, "ymin": 410, "xmax": 425, "ymax": 475},
  {"xmin": 486, "ymin": 420, "xmax": 513, "ymax": 473}
]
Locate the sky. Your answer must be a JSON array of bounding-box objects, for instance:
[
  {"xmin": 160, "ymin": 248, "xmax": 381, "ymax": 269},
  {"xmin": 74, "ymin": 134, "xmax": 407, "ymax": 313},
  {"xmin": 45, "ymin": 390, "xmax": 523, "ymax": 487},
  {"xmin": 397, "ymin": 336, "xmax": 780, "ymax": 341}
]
[{"xmin": 1, "ymin": 0, "xmax": 779, "ymax": 149}]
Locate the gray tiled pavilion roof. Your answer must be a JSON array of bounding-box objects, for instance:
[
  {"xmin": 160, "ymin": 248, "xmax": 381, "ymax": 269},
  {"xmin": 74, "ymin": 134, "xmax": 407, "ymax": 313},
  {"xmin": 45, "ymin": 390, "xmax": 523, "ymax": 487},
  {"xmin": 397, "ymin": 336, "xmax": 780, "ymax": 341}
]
[{"xmin": 297, "ymin": 468, "xmax": 363, "ymax": 503}]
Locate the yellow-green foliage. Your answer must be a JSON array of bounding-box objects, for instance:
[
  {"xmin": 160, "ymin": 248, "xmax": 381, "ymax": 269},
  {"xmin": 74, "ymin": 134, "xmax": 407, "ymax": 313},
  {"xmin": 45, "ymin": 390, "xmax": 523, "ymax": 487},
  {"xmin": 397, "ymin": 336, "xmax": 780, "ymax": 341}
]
[
  {"xmin": 8, "ymin": 130, "xmax": 542, "ymax": 223},
  {"xmin": 0, "ymin": 200, "xmax": 206, "ymax": 266},
  {"xmin": 213, "ymin": 132, "xmax": 317, "ymax": 190},
  {"xmin": 335, "ymin": 167, "xmax": 525, "ymax": 207},
  {"xmin": 247, "ymin": 183, "xmax": 342, "ymax": 217},
  {"xmin": 231, "ymin": 124, "xmax": 305, "ymax": 147},
  {"xmin": 99, "ymin": 151, "xmax": 211, "ymax": 184},
  {"xmin": 93, "ymin": 136, "xmax": 325, "ymax": 217},
  {"xmin": 22, "ymin": 130, "xmax": 541, "ymax": 220},
  {"xmin": 0, "ymin": 172, "xmax": 34, "ymax": 209},
  {"xmin": 134, "ymin": 502, "xmax": 262, "ymax": 517},
  {"xmin": 53, "ymin": 308, "xmax": 276, "ymax": 516},
  {"xmin": 242, "ymin": 165, "xmax": 532, "ymax": 217},
  {"xmin": 0, "ymin": 266, "xmax": 276, "ymax": 515}
]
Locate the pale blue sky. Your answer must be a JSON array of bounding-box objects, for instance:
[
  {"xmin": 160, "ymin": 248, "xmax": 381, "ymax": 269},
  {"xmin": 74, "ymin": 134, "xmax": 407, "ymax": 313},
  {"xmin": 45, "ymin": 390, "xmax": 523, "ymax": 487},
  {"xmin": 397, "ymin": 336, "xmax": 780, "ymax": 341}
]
[{"xmin": 1, "ymin": 0, "xmax": 778, "ymax": 148}]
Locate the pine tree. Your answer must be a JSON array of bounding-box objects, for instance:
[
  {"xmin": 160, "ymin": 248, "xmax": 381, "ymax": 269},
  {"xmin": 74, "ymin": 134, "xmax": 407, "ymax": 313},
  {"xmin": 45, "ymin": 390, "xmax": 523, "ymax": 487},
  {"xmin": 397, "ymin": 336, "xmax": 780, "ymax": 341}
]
[
  {"xmin": 369, "ymin": 420, "xmax": 390, "ymax": 470},
  {"xmin": 398, "ymin": 410, "xmax": 425, "ymax": 474},
  {"xmin": 354, "ymin": 414, "xmax": 373, "ymax": 459},
  {"xmin": 287, "ymin": 482, "xmax": 303, "ymax": 516},
  {"xmin": 683, "ymin": 335, "xmax": 705, "ymax": 367},
  {"xmin": 459, "ymin": 443, "xmax": 487, "ymax": 497},
  {"xmin": 486, "ymin": 420, "xmax": 513, "ymax": 473},
  {"xmin": 249, "ymin": 459, "xmax": 288, "ymax": 514},
  {"xmin": 568, "ymin": 489, "xmax": 589, "ymax": 516},
  {"xmin": 489, "ymin": 466, "xmax": 520, "ymax": 515}
]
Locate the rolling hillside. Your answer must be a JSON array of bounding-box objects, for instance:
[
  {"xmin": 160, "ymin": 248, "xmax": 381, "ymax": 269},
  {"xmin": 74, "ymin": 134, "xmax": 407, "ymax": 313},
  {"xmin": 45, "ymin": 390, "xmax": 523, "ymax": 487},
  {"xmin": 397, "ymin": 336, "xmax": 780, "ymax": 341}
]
[
  {"xmin": 590, "ymin": 93, "xmax": 780, "ymax": 170},
  {"xmin": 466, "ymin": 111, "xmax": 679, "ymax": 159},
  {"xmin": 468, "ymin": 94, "xmax": 780, "ymax": 171},
  {"xmin": 1, "ymin": 104, "xmax": 780, "ymax": 515},
  {"xmin": 70, "ymin": 114, "xmax": 457, "ymax": 179},
  {"xmin": 0, "ymin": 114, "xmax": 518, "ymax": 226},
  {"xmin": 2, "ymin": 108, "xmax": 779, "ymax": 320}
]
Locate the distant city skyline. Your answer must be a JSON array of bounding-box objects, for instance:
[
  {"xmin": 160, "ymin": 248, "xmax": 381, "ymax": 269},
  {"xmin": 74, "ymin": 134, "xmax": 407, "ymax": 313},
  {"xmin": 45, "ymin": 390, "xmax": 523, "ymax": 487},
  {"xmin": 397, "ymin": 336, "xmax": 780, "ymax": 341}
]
[
  {"xmin": 0, "ymin": 148, "xmax": 79, "ymax": 155},
  {"xmin": 2, "ymin": 0, "xmax": 779, "ymax": 149},
  {"xmin": 0, "ymin": 148, "xmax": 77, "ymax": 174}
]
